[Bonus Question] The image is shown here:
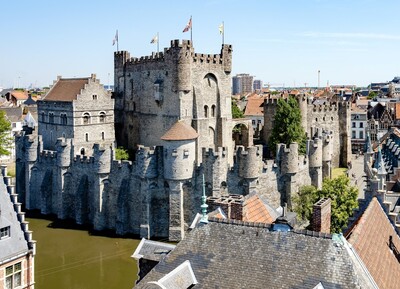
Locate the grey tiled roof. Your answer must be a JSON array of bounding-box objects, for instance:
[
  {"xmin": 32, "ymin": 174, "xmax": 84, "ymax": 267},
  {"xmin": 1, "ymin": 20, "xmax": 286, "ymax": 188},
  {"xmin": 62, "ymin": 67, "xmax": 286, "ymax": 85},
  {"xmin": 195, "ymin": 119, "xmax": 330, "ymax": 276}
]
[
  {"xmin": 0, "ymin": 177, "xmax": 29, "ymax": 262},
  {"xmin": 135, "ymin": 221, "xmax": 367, "ymax": 289}
]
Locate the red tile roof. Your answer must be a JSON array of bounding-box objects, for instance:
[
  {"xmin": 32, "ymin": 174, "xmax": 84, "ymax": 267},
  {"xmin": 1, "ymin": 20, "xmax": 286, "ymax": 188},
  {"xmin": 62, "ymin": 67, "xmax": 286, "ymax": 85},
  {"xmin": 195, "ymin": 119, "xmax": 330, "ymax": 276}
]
[
  {"xmin": 44, "ymin": 78, "xmax": 89, "ymax": 102},
  {"xmin": 242, "ymin": 194, "xmax": 276, "ymax": 223},
  {"xmin": 346, "ymin": 198, "xmax": 400, "ymax": 289},
  {"xmin": 10, "ymin": 90, "xmax": 28, "ymax": 100},
  {"xmin": 161, "ymin": 121, "xmax": 199, "ymax": 141},
  {"xmin": 244, "ymin": 96, "xmax": 264, "ymax": 116}
]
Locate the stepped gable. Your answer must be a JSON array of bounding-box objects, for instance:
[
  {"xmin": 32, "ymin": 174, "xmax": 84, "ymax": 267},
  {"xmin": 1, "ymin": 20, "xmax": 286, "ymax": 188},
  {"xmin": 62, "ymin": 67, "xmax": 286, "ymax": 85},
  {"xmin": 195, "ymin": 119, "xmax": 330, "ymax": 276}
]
[
  {"xmin": 135, "ymin": 221, "xmax": 368, "ymax": 288},
  {"xmin": 345, "ymin": 198, "xmax": 400, "ymax": 289},
  {"xmin": 0, "ymin": 177, "xmax": 29, "ymax": 262},
  {"xmin": 160, "ymin": 120, "xmax": 198, "ymax": 141},
  {"xmin": 44, "ymin": 77, "xmax": 89, "ymax": 102}
]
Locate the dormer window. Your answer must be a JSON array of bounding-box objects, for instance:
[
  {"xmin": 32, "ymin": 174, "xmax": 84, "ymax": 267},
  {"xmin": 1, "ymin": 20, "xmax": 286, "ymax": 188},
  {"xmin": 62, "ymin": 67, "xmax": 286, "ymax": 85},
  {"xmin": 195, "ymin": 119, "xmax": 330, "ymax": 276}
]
[{"xmin": 92, "ymin": 94, "xmax": 98, "ymax": 100}]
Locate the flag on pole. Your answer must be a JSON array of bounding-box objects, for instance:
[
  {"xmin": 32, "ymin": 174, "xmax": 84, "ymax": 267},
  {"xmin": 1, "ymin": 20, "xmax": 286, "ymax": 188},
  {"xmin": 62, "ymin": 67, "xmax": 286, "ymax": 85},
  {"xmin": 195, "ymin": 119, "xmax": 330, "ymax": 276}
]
[
  {"xmin": 219, "ymin": 23, "xmax": 224, "ymax": 35},
  {"xmin": 112, "ymin": 30, "xmax": 118, "ymax": 46},
  {"xmin": 150, "ymin": 34, "xmax": 158, "ymax": 44},
  {"xmin": 182, "ymin": 17, "xmax": 192, "ymax": 33}
]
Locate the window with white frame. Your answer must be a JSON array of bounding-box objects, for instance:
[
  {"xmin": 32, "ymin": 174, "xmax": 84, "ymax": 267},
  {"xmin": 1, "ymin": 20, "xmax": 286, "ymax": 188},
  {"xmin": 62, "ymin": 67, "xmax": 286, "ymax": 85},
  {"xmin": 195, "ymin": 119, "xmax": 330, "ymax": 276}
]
[
  {"xmin": 5, "ymin": 262, "xmax": 22, "ymax": 289},
  {"xmin": 0, "ymin": 226, "xmax": 10, "ymax": 239}
]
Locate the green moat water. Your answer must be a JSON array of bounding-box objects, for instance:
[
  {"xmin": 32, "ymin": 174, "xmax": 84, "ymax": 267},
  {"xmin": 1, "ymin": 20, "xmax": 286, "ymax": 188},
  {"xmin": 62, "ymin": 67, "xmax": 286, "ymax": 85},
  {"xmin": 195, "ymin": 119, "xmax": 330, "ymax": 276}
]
[{"xmin": 27, "ymin": 218, "xmax": 140, "ymax": 289}]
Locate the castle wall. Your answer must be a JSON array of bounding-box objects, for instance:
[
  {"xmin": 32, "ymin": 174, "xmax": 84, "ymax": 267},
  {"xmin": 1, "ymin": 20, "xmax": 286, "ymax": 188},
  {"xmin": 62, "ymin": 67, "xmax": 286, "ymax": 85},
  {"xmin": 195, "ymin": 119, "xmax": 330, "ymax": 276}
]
[
  {"xmin": 307, "ymin": 103, "xmax": 341, "ymax": 167},
  {"xmin": 114, "ymin": 40, "xmax": 234, "ymax": 164}
]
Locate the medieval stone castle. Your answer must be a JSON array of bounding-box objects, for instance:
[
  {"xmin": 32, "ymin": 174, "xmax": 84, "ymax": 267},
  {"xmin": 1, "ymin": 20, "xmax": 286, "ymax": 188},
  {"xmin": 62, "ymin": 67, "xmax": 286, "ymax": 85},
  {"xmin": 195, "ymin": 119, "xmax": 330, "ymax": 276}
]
[{"xmin": 15, "ymin": 40, "xmax": 351, "ymax": 241}]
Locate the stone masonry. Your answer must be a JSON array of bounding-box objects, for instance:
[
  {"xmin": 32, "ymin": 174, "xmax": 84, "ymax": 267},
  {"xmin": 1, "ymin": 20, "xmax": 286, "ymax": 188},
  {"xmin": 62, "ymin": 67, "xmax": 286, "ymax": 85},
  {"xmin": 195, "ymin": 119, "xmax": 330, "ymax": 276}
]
[{"xmin": 16, "ymin": 40, "xmax": 340, "ymax": 241}]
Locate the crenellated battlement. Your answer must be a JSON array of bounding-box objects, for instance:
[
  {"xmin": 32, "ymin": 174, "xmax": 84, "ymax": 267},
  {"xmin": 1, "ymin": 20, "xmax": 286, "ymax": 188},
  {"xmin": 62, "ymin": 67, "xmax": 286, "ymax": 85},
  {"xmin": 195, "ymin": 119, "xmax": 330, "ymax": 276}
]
[
  {"xmin": 40, "ymin": 150, "xmax": 57, "ymax": 158},
  {"xmin": 202, "ymin": 147, "xmax": 228, "ymax": 159},
  {"xmin": 193, "ymin": 53, "xmax": 222, "ymax": 64},
  {"xmin": 126, "ymin": 52, "xmax": 165, "ymax": 65},
  {"xmin": 312, "ymin": 103, "xmax": 337, "ymax": 112},
  {"xmin": 73, "ymin": 154, "xmax": 94, "ymax": 163}
]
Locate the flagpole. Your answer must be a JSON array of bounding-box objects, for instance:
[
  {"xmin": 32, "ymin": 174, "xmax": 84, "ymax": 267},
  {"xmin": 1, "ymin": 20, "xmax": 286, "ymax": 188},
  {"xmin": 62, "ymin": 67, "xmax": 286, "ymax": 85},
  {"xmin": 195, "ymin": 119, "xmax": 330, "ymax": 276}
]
[
  {"xmin": 117, "ymin": 30, "xmax": 119, "ymax": 51},
  {"xmin": 222, "ymin": 21, "xmax": 224, "ymax": 45},
  {"xmin": 157, "ymin": 32, "xmax": 159, "ymax": 54},
  {"xmin": 190, "ymin": 15, "xmax": 193, "ymax": 44}
]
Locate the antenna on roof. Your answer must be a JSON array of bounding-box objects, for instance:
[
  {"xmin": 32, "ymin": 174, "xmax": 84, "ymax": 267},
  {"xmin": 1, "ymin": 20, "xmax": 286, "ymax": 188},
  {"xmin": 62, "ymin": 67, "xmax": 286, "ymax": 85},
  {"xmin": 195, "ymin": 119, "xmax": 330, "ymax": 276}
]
[{"xmin": 200, "ymin": 174, "xmax": 208, "ymax": 224}]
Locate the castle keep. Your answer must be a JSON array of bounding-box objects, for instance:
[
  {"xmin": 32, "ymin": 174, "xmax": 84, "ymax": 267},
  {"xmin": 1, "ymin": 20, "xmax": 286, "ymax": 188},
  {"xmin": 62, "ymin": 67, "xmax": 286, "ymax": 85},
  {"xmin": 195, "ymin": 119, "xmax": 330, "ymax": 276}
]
[{"xmin": 16, "ymin": 40, "xmax": 349, "ymax": 241}]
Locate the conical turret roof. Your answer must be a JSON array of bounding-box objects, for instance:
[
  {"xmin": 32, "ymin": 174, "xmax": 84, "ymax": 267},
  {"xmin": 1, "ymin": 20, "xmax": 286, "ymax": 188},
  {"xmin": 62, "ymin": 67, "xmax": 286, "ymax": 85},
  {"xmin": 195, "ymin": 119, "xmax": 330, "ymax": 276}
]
[{"xmin": 161, "ymin": 120, "xmax": 199, "ymax": 141}]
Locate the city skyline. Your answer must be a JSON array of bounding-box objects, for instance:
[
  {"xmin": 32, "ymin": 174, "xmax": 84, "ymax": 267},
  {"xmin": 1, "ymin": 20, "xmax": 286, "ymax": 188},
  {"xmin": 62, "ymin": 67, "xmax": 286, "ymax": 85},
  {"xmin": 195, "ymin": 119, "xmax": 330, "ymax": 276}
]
[{"xmin": 1, "ymin": 0, "xmax": 400, "ymax": 88}]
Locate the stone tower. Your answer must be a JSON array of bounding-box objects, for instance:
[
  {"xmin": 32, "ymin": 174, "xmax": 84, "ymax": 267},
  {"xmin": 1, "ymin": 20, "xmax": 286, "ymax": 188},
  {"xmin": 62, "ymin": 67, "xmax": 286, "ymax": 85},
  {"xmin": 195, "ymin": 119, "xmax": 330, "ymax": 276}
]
[{"xmin": 114, "ymin": 40, "xmax": 234, "ymax": 164}]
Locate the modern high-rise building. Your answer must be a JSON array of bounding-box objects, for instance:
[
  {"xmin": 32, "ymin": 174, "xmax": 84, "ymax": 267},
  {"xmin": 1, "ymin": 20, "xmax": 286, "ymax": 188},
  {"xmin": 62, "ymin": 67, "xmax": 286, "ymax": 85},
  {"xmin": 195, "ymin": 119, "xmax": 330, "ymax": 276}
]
[
  {"xmin": 232, "ymin": 73, "xmax": 253, "ymax": 95},
  {"xmin": 253, "ymin": 79, "xmax": 263, "ymax": 91}
]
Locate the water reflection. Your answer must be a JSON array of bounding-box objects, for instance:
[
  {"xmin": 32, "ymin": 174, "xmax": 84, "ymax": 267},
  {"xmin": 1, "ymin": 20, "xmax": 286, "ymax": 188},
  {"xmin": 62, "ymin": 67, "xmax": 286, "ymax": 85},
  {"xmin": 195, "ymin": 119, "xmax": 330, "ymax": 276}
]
[{"xmin": 27, "ymin": 217, "xmax": 139, "ymax": 289}]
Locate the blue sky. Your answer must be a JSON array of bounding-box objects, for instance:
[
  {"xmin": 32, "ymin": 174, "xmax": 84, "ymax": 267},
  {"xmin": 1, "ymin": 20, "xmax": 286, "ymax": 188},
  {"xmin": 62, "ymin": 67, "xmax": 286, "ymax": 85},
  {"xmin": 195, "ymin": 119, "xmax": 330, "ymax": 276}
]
[{"xmin": 1, "ymin": 0, "xmax": 400, "ymax": 88}]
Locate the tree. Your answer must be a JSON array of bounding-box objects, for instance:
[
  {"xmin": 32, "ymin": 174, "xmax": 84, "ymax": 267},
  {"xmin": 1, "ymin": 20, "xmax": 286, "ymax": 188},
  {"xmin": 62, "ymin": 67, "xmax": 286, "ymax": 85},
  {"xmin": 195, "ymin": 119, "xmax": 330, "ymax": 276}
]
[
  {"xmin": 293, "ymin": 175, "xmax": 358, "ymax": 233},
  {"xmin": 269, "ymin": 96, "xmax": 306, "ymax": 154},
  {"xmin": 115, "ymin": 147, "xmax": 129, "ymax": 160},
  {"xmin": 231, "ymin": 100, "xmax": 244, "ymax": 119},
  {"xmin": 0, "ymin": 111, "xmax": 12, "ymax": 156}
]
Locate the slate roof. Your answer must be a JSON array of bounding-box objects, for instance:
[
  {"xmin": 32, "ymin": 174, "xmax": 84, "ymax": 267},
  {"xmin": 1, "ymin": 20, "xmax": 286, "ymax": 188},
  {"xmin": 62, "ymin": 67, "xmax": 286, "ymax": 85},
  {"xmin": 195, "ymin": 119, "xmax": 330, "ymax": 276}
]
[
  {"xmin": 346, "ymin": 198, "xmax": 400, "ymax": 289},
  {"xmin": 161, "ymin": 121, "xmax": 199, "ymax": 141},
  {"xmin": 43, "ymin": 78, "xmax": 89, "ymax": 102},
  {"xmin": 0, "ymin": 176, "xmax": 30, "ymax": 262},
  {"xmin": 135, "ymin": 221, "xmax": 369, "ymax": 289},
  {"xmin": 0, "ymin": 107, "xmax": 23, "ymax": 123}
]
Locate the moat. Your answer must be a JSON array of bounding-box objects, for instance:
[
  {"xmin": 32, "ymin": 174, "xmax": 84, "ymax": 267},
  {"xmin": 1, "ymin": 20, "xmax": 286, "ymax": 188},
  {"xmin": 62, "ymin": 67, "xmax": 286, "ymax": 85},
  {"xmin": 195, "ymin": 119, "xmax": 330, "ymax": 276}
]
[{"xmin": 27, "ymin": 217, "xmax": 140, "ymax": 289}]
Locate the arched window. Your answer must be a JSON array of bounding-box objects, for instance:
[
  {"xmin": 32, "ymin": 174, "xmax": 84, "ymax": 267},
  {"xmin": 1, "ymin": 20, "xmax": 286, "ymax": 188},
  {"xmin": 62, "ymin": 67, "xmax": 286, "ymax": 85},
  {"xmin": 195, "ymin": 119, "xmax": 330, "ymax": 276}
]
[
  {"xmin": 204, "ymin": 105, "xmax": 209, "ymax": 118},
  {"xmin": 211, "ymin": 105, "xmax": 216, "ymax": 117},
  {"xmin": 49, "ymin": 113, "xmax": 54, "ymax": 123},
  {"xmin": 60, "ymin": 113, "xmax": 67, "ymax": 125},
  {"xmin": 82, "ymin": 112, "xmax": 90, "ymax": 124},
  {"xmin": 80, "ymin": 148, "xmax": 85, "ymax": 155},
  {"xmin": 101, "ymin": 132, "xmax": 105, "ymax": 140},
  {"xmin": 41, "ymin": 112, "xmax": 45, "ymax": 122},
  {"xmin": 99, "ymin": 112, "xmax": 106, "ymax": 123},
  {"xmin": 85, "ymin": 133, "xmax": 89, "ymax": 142}
]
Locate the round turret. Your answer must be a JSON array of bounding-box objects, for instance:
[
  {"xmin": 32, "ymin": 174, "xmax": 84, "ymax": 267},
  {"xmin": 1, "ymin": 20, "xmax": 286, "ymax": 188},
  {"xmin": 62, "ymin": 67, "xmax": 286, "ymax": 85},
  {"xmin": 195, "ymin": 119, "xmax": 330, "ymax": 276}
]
[
  {"xmin": 56, "ymin": 138, "xmax": 71, "ymax": 168},
  {"xmin": 322, "ymin": 133, "xmax": 332, "ymax": 162},
  {"xmin": 25, "ymin": 135, "xmax": 38, "ymax": 163},
  {"xmin": 309, "ymin": 138, "xmax": 322, "ymax": 168},
  {"xmin": 93, "ymin": 144, "xmax": 111, "ymax": 174},
  {"xmin": 136, "ymin": 146, "xmax": 159, "ymax": 179},
  {"xmin": 161, "ymin": 121, "xmax": 198, "ymax": 180},
  {"xmin": 237, "ymin": 145, "xmax": 262, "ymax": 179}
]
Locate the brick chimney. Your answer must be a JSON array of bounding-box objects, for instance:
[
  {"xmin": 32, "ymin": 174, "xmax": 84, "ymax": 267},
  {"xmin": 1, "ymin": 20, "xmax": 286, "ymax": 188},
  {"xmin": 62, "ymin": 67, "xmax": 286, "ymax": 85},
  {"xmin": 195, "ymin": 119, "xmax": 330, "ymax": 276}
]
[
  {"xmin": 313, "ymin": 198, "xmax": 331, "ymax": 234},
  {"xmin": 230, "ymin": 199, "xmax": 244, "ymax": 220}
]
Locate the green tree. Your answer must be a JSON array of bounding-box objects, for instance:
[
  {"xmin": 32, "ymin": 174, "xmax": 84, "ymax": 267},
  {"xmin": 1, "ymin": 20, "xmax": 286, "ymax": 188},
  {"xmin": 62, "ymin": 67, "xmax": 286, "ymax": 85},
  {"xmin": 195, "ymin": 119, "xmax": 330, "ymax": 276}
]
[
  {"xmin": 231, "ymin": 100, "xmax": 244, "ymax": 119},
  {"xmin": 115, "ymin": 147, "xmax": 129, "ymax": 160},
  {"xmin": 0, "ymin": 111, "xmax": 12, "ymax": 156},
  {"xmin": 293, "ymin": 175, "xmax": 359, "ymax": 233},
  {"xmin": 367, "ymin": 91, "xmax": 377, "ymax": 99},
  {"xmin": 293, "ymin": 185, "xmax": 318, "ymax": 221},
  {"xmin": 269, "ymin": 96, "xmax": 306, "ymax": 154}
]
